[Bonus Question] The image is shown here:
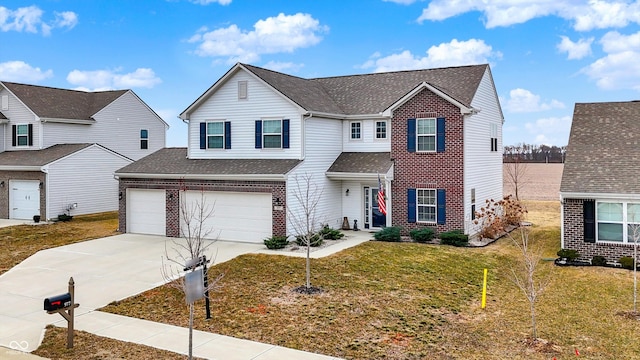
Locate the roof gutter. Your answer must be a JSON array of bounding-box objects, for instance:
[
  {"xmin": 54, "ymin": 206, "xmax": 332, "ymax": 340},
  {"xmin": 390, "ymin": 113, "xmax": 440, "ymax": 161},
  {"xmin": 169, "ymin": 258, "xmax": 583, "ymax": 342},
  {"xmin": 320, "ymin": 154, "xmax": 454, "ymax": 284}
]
[
  {"xmin": 560, "ymin": 191, "xmax": 640, "ymax": 201},
  {"xmin": 114, "ymin": 172, "xmax": 287, "ymax": 182},
  {"xmin": 0, "ymin": 165, "xmax": 43, "ymax": 171},
  {"xmin": 304, "ymin": 111, "xmax": 388, "ymax": 120},
  {"xmin": 41, "ymin": 117, "xmax": 95, "ymax": 125},
  {"xmin": 325, "ymin": 172, "xmax": 393, "ymax": 181}
]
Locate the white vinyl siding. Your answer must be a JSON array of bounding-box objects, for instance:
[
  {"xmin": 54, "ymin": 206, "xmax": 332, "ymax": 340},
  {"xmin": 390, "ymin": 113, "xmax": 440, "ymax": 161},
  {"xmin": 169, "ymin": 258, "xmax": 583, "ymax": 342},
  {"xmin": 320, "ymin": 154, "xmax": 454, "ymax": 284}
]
[
  {"xmin": 463, "ymin": 67, "xmax": 504, "ymax": 235},
  {"xmin": 188, "ymin": 70, "xmax": 302, "ymax": 159},
  {"xmin": 342, "ymin": 119, "xmax": 391, "ymax": 152},
  {"xmin": 0, "ymin": 87, "xmax": 39, "ymax": 150},
  {"xmin": 42, "ymin": 91, "xmax": 166, "ymax": 160},
  {"xmin": 45, "ymin": 145, "xmax": 131, "ymax": 219}
]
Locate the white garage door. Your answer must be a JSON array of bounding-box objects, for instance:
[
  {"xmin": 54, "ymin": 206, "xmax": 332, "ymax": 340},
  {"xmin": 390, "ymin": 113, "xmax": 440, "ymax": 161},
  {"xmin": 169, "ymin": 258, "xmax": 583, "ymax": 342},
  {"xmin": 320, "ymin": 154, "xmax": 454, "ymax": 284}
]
[
  {"xmin": 181, "ymin": 191, "xmax": 272, "ymax": 243},
  {"xmin": 10, "ymin": 180, "xmax": 40, "ymax": 220},
  {"xmin": 127, "ymin": 189, "xmax": 166, "ymax": 236}
]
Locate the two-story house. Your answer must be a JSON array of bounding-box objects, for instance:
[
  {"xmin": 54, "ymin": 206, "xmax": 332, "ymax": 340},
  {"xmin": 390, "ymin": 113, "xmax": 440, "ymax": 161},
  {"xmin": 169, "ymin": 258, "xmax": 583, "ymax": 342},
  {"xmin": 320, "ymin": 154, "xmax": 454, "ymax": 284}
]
[
  {"xmin": 0, "ymin": 81, "xmax": 167, "ymax": 220},
  {"xmin": 115, "ymin": 63, "xmax": 503, "ymax": 242}
]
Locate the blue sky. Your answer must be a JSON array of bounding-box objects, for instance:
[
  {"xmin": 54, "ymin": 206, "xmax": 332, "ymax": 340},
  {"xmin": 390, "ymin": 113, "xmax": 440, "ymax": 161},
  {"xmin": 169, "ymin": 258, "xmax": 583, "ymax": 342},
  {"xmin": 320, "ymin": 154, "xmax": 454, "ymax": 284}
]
[{"xmin": 2, "ymin": 1, "xmax": 640, "ymax": 147}]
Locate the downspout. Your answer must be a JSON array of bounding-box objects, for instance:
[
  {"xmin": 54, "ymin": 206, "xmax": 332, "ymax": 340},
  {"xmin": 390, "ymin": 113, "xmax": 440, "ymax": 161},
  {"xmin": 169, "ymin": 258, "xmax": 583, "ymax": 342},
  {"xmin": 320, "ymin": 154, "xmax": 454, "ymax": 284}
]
[
  {"xmin": 560, "ymin": 195, "xmax": 565, "ymax": 249},
  {"xmin": 41, "ymin": 167, "xmax": 49, "ymax": 221},
  {"xmin": 181, "ymin": 116, "xmax": 190, "ymax": 159},
  {"xmin": 301, "ymin": 112, "xmax": 314, "ymax": 161}
]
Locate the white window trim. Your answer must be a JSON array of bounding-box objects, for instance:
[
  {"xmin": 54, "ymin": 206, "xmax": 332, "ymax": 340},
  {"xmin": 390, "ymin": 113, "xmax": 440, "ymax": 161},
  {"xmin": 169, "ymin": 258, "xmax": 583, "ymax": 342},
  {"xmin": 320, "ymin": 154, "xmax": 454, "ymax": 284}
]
[
  {"xmin": 416, "ymin": 118, "xmax": 436, "ymax": 152},
  {"xmin": 417, "ymin": 188, "xmax": 437, "ymax": 224},
  {"xmin": 350, "ymin": 121, "xmax": 362, "ymax": 141},
  {"xmin": 206, "ymin": 121, "xmax": 225, "ymax": 150},
  {"xmin": 263, "ymin": 119, "xmax": 282, "ymax": 149},
  {"xmin": 374, "ymin": 120, "xmax": 387, "ymax": 140},
  {"xmin": 596, "ymin": 200, "xmax": 640, "ymax": 244},
  {"xmin": 16, "ymin": 124, "xmax": 29, "ymax": 147}
]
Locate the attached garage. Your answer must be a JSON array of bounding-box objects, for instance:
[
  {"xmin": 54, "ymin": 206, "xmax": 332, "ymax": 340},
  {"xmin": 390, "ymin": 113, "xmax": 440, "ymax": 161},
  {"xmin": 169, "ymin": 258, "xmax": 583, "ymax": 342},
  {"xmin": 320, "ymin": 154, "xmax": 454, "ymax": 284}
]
[
  {"xmin": 181, "ymin": 191, "xmax": 272, "ymax": 243},
  {"xmin": 9, "ymin": 180, "xmax": 40, "ymax": 220},
  {"xmin": 127, "ymin": 189, "xmax": 166, "ymax": 236}
]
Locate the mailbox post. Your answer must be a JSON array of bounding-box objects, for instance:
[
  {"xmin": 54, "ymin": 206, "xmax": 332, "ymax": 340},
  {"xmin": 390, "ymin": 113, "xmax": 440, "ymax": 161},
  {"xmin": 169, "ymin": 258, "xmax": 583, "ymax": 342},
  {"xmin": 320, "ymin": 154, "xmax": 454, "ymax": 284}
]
[{"xmin": 44, "ymin": 277, "xmax": 79, "ymax": 348}]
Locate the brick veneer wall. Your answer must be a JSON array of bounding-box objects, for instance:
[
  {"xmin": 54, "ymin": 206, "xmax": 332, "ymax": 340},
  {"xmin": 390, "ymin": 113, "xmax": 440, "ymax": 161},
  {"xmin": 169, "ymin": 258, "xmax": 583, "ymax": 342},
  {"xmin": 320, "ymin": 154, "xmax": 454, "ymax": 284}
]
[
  {"xmin": 0, "ymin": 171, "xmax": 46, "ymax": 219},
  {"xmin": 118, "ymin": 178, "xmax": 286, "ymax": 239},
  {"xmin": 564, "ymin": 198, "xmax": 637, "ymax": 261},
  {"xmin": 391, "ymin": 88, "xmax": 464, "ymax": 233}
]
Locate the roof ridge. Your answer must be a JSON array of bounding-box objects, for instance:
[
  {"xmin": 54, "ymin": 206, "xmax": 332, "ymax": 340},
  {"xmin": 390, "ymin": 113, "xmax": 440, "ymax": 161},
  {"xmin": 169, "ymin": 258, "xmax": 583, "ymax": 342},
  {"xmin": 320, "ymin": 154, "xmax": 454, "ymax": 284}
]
[{"xmin": 309, "ymin": 63, "xmax": 488, "ymax": 81}]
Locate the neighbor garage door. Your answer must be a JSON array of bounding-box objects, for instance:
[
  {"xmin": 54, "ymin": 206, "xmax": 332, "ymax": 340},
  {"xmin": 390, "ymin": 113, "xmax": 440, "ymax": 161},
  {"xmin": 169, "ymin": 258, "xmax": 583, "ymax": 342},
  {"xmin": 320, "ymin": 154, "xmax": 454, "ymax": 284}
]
[
  {"xmin": 181, "ymin": 191, "xmax": 272, "ymax": 243},
  {"xmin": 10, "ymin": 180, "xmax": 40, "ymax": 220},
  {"xmin": 127, "ymin": 189, "xmax": 166, "ymax": 236}
]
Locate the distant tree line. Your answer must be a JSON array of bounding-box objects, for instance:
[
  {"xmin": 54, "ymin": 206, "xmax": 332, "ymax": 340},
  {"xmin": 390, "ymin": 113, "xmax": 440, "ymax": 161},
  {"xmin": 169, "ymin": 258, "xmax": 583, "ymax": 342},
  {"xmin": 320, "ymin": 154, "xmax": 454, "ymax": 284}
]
[{"xmin": 503, "ymin": 143, "xmax": 567, "ymax": 163}]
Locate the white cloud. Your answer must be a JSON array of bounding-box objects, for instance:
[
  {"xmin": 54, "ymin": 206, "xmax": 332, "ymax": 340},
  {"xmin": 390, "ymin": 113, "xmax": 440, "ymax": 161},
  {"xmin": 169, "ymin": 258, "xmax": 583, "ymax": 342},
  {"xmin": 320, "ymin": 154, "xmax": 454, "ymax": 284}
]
[
  {"xmin": 416, "ymin": 0, "xmax": 640, "ymax": 31},
  {"xmin": 0, "ymin": 5, "xmax": 77, "ymax": 35},
  {"xmin": 262, "ymin": 61, "xmax": 304, "ymax": 73},
  {"xmin": 0, "ymin": 61, "xmax": 53, "ymax": 82},
  {"xmin": 190, "ymin": 0, "xmax": 232, "ymax": 4},
  {"xmin": 360, "ymin": 39, "xmax": 501, "ymax": 72},
  {"xmin": 66, "ymin": 68, "xmax": 162, "ymax": 91},
  {"xmin": 505, "ymin": 88, "xmax": 565, "ymax": 113},
  {"xmin": 524, "ymin": 115, "xmax": 572, "ymax": 145},
  {"xmin": 557, "ymin": 36, "xmax": 593, "ymax": 60},
  {"xmin": 582, "ymin": 30, "xmax": 640, "ymax": 91},
  {"xmin": 188, "ymin": 13, "xmax": 328, "ymax": 64}
]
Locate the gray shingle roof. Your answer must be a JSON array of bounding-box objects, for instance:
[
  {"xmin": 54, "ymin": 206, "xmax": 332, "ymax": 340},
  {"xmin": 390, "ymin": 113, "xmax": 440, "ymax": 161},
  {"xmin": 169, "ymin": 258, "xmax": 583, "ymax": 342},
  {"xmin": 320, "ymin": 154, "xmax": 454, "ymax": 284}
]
[
  {"xmin": 0, "ymin": 143, "xmax": 92, "ymax": 167},
  {"xmin": 1, "ymin": 82, "xmax": 127, "ymax": 120},
  {"xmin": 327, "ymin": 152, "xmax": 392, "ymax": 174},
  {"xmin": 561, "ymin": 101, "xmax": 640, "ymax": 194},
  {"xmin": 0, "ymin": 111, "xmax": 6, "ymax": 120},
  {"xmin": 243, "ymin": 63, "xmax": 488, "ymax": 115},
  {"xmin": 116, "ymin": 148, "xmax": 301, "ymax": 176}
]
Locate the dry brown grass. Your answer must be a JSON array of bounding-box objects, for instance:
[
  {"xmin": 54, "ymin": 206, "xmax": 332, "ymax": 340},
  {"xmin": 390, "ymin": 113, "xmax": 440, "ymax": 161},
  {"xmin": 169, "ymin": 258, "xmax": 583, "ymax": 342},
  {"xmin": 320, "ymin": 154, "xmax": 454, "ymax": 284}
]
[{"xmin": 0, "ymin": 212, "xmax": 118, "ymax": 275}]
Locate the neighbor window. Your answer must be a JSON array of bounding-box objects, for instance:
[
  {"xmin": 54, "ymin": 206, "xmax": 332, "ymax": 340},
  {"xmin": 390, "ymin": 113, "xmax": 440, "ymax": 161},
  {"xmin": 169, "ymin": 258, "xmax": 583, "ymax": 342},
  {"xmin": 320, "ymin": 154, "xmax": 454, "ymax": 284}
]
[
  {"xmin": 16, "ymin": 124, "xmax": 29, "ymax": 146},
  {"xmin": 263, "ymin": 120, "xmax": 282, "ymax": 148},
  {"xmin": 597, "ymin": 201, "xmax": 640, "ymax": 243},
  {"xmin": 490, "ymin": 123, "xmax": 498, "ymax": 152},
  {"xmin": 417, "ymin": 118, "xmax": 436, "ymax": 152},
  {"xmin": 351, "ymin": 122, "xmax": 361, "ymax": 140},
  {"xmin": 207, "ymin": 121, "xmax": 224, "ymax": 149},
  {"xmin": 140, "ymin": 129, "xmax": 148, "ymax": 149},
  {"xmin": 375, "ymin": 121, "xmax": 387, "ymax": 139},
  {"xmin": 417, "ymin": 189, "xmax": 436, "ymax": 223}
]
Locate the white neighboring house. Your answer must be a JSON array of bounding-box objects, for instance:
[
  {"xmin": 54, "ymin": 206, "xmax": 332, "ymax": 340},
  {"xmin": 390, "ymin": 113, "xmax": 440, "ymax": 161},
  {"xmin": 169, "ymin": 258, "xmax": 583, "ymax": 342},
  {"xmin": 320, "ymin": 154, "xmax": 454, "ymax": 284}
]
[
  {"xmin": 0, "ymin": 81, "xmax": 168, "ymax": 220},
  {"xmin": 116, "ymin": 62, "xmax": 503, "ymax": 242}
]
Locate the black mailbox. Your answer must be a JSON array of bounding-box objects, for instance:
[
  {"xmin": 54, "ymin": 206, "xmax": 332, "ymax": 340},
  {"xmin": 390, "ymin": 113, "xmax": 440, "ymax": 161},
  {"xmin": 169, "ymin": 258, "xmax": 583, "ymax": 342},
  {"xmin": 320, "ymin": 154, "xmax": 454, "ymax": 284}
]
[{"xmin": 44, "ymin": 293, "xmax": 72, "ymax": 311}]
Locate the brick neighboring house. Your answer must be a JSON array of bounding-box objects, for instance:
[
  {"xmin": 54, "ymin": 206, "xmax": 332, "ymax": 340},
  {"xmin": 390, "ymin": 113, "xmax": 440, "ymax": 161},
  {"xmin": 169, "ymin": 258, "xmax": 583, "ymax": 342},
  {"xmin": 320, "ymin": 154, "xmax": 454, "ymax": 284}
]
[
  {"xmin": 0, "ymin": 81, "xmax": 167, "ymax": 220},
  {"xmin": 116, "ymin": 62, "xmax": 503, "ymax": 242},
  {"xmin": 561, "ymin": 101, "xmax": 640, "ymax": 261}
]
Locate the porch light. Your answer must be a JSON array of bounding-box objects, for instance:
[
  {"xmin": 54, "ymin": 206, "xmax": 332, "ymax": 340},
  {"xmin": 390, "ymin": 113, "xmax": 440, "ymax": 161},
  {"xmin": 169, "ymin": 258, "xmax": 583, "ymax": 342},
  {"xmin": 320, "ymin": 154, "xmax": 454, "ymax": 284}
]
[
  {"xmin": 345, "ymin": 189, "xmax": 349, "ymax": 196},
  {"xmin": 0, "ymin": 181, "xmax": 4, "ymax": 187}
]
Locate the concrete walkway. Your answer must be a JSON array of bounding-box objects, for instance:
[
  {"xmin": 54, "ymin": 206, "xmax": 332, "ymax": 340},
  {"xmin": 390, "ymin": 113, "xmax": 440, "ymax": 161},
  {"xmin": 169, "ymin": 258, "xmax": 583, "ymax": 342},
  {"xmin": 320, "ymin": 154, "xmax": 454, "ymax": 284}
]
[{"xmin": 0, "ymin": 230, "xmax": 373, "ymax": 359}]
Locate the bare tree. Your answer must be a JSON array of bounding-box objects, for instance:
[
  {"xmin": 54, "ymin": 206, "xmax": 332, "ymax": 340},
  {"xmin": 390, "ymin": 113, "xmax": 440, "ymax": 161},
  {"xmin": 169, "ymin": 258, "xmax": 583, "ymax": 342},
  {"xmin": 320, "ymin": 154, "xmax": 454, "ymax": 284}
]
[
  {"xmin": 161, "ymin": 188, "xmax": 224, "ymax": 360},
  {"xmin": 508, "ymin": 225, "xmax": 551, "ymax": 340},
  {"xmin": 287, "ymin": 173, "xmax": 323, "ymax": 292},
  {"xmin": 628, "ymin": 207, "xmax": 640, "ymax": 314},
  {"xmin": 504, "ymin": 157, "xmax": 528, "ymax": 201}
]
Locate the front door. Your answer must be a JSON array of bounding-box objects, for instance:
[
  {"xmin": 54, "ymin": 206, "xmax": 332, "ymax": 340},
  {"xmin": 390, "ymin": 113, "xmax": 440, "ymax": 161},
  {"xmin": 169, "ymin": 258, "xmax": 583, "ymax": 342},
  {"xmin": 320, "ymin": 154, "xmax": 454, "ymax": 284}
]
[{"xmin": 370, "ymin": 188, "xmax": 386, "ymax": 228}]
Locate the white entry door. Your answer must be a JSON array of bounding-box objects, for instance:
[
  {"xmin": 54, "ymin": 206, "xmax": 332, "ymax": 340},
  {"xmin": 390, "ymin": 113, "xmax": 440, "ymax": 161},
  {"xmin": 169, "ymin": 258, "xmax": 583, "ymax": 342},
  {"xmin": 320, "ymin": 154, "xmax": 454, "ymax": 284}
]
[{"xmin": 10, "ymin": 180, "xmax": 40, "ymax": 220}]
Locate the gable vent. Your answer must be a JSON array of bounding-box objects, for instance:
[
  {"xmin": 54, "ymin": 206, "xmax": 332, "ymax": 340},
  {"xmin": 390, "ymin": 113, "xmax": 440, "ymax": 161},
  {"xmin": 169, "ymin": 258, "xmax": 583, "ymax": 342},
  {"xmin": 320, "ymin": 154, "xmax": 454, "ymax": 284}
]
[
  {"xmin": 238, "ymin": 81, "xmax": 248, "ymax": 100},
  {"xmin": 1, "ymin": 95, "xmax": 7, "ymax": 111}
]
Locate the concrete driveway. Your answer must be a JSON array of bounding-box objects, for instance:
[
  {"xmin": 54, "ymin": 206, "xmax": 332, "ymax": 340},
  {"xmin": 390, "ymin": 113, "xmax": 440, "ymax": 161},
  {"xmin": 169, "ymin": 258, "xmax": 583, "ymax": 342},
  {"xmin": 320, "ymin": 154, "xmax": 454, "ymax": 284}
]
[{"xmin": 0, "ymin": 234, "xmax": 263, "ymax": 352}]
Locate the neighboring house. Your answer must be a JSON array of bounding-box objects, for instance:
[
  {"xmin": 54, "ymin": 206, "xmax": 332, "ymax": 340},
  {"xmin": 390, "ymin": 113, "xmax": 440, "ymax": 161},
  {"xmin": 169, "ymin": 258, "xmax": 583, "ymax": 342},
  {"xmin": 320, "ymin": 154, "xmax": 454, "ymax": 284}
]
[
  {"xmin": 0, "ymin": 81, "xmax": 168, "ymax": 220},
  {"xmin": 116, "ymin": 63, "xmax": 503, "ymax": 243},
  {"xmin": 560, "ymin": 101, "xmax": 640, "ymax": 261}
]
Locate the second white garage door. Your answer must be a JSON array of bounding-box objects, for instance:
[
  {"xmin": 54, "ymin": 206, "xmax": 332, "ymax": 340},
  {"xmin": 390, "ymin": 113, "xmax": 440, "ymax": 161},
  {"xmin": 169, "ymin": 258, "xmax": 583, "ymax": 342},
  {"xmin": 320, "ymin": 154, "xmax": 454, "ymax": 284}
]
[
  {"xmin": 181, "ymin": 191, "xmax": 272, "ymax": 243},
  {"xmin": 127, "ymin": 189, "xmax": 166, "ymax": 236}
]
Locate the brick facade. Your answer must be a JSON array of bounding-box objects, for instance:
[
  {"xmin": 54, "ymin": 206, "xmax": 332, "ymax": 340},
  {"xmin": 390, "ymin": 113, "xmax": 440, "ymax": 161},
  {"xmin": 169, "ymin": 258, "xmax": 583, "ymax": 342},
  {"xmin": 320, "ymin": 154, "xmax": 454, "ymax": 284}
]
[
  {"xmin": 0, "ymin": 171, "xmax": 46, "ymax": 219},
  {"xmin": 391, "ymin": 88, "xmax": 464, "ymax": 234},
  {"xmin": 118, "ymin": 178, "xmax": 286, "ymax": 238},
  {"xmin": 564, "ymin": 198, "xmax": 638, "ymax": 261}
]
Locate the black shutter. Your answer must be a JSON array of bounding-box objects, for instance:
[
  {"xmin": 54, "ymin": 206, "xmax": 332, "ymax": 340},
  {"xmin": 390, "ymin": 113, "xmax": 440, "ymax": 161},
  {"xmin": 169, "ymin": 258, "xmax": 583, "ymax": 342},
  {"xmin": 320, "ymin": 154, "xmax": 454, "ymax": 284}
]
[
  {"xmin": 407, "ymin": 188, "xmax": 416, "ymax": 223},
  {"xmin": 28, "ymin": 124, "xmax": 33, "ymax": 146},
  {"xmin": 199, "ymin": 122, "xmax": 206, "ymax": 149},
  {"xmin": 407, "ymin": 119, "xmax": 416, "ymax": 152},
  {"xmin": 255, "ymin": 120, "xmax": 262, "ymax": 149},
  {"xmin": 584, "ymin": 200, "xmax": 596, "ymax": 243},
  {"xmin": 437, "ymin": 189, "xmax": 446, "ymax": 225},
  {"xmin": 11, "ymin": 125, "xmax": 16, "ymax": 147},
  {"xmin": 224, "ymin": 121, "xmax": 231, "ymax": 149},
  {"xmin": 282, "ymin": 119, "xmax": 290, "ymax": 149},
  {"xmin": 436, "ymin": 117, "xmax": 445, "ymax": 152}
]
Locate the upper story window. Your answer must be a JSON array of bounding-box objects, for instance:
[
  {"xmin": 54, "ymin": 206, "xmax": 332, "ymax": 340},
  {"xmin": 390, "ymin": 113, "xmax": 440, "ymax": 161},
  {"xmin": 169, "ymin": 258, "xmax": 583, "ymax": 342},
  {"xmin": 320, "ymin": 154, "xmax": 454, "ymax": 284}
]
[
  {"xmin": 350, "ymin": 122, "xmax": 361, "ymax": 140},
  {"xmin": 207, "ymin": 122, "xmax": 224, "ymax": 149},
  {"xmin": 12, "ymin": 124, "xmax": 32, "ymax": 147},
  {"xmin": 490, "ymin": 123, "xmax": 498, "ymax": 152},
  {"xmin": 140, "ymin": 129, "xmax": 149, "ymax": 149},
  {"xmin": 417, "ymin": 188, "xmax": 436, "ymax": 223},
  {"xmin": 417, "ymin": 118, "xmax": 436, "ymax": 152},
  {"xmin": 238, "ymin": 81, "xmax": 248, "ymax": 100},
  {"xmin": 375, "ymin": 121, "xmax": 387, "ymax": 139},
  {"xmin": 263, "ymin": 120, "xmax": 282, "ymax": 148}
]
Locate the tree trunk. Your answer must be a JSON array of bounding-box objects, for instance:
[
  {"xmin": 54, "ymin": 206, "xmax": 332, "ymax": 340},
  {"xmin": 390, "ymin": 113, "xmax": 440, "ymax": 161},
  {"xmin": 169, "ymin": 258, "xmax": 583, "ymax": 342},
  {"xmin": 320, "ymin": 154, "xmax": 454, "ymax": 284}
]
[
  {"xmin": 530, "ymin": 301, "xmax": 537, "ymax": 339},
  {"xmin": 306, "ymin": 242, "xmax": 311, "ymax": 289},
  {"xmin": 189, "ymin": 303, "xmax": 194, "ymax": 360}
]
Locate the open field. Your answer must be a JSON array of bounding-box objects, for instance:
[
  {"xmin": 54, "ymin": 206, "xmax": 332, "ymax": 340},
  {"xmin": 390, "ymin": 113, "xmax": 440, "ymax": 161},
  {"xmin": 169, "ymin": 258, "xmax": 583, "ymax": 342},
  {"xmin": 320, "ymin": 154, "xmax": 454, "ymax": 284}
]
[
  {"xmin": 97, "ymin": 200, "xmax": 640, "ymax": 360},
  {"xmin": 504, "ymin": 163, "xmax": 563, "ymax": 201}
]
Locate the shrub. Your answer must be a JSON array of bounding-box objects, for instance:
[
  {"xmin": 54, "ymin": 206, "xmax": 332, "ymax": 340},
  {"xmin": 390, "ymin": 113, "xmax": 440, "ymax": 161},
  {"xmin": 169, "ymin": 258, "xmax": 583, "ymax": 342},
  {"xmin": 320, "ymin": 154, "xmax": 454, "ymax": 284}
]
[
  {"xmin": 591, "ymin": 255, "xmax": 607, "ymax": 266},
  {"xmin": 619, "ymin": 256, "xmax": 635, "ymax": 270},
  {"xmin": 373, "ymin": 227, "xmax": 402, "ymax": 242},
  {"xmin": 439, "ymin": 230, "xmax": 468, "ymax": 247},
  {"xmin": 263, "ymin": 235, "xmax": 289, "ymax": 249},
  {"xmin": 473, "ymin": 195, "xmax": 527, "ymax": 239},
  {"xmin": 318, "ymin": 225, "xmax": 345, "ymax": 240},
  {"xmin": 409, "ymin": 227, "xmax": 435, "ymax": 243},
  {"xmin": 557, "ymin": 249, "xmax": 580, "ymax": 261},
  {"xmin": 295, "ymin": 233, "xmax": 323, "ymax": 247}
]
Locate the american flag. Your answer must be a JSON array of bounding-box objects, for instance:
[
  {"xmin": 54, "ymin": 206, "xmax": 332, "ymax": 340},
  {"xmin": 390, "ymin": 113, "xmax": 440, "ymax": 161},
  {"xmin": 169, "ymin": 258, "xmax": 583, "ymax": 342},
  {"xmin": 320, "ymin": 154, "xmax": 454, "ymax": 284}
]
[{"xmin": 378, "ymin": 175, "xmax": 387, "ymax": 216}]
